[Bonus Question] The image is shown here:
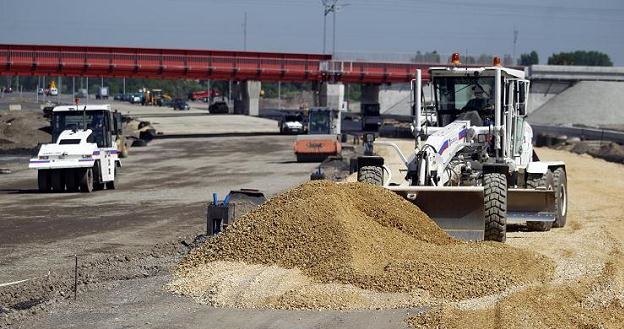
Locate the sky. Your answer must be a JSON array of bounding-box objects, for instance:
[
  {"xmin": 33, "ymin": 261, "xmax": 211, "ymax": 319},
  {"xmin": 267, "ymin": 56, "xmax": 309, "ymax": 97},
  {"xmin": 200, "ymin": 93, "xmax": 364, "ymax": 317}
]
[{"xmin": 1, "ymin": 0, "xmax": 623, "ymax": 65}]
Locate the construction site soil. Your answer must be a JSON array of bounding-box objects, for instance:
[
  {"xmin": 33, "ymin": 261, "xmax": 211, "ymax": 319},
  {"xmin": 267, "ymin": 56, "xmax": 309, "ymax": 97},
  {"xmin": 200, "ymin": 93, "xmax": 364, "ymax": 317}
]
[
  {"xmin": 170, "ymin": 182, "xmax": 553, "ymax": 310},
  {"xmin": 0, "ymin": 111, "xmax": 49, "ymax": 152},
  {"xmin": 2, "ymin": 138, "xmax": 624, "ymax": 328}
]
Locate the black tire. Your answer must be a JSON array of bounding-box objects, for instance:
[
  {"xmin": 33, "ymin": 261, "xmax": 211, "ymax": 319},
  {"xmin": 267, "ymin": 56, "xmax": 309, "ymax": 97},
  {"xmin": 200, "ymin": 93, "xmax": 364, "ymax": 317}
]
[
  {"xmin": 92, "ymin": 162, "xmax": 105, "ymax": 191},
  {"xmin": 358, "ymin": 166, "xmax": 384, "ymax": 186},
  {"xmin": 78, "ymin": 168, "xmax": 94, "ymax": 193},
  {"xmin": 552, "ymin": 168, "xmax": 567, "ymax": 228},
  {"xmin": 483, "ymin": 173, "xmax": 507, "ymax": 242},
  {"xmin": 526, "ymin": 171, "xmax": 554, "ymax": 232},
  {"xmin": 37, "ymin": 170, "xmax": 51, "ymax": 193},
  {"xmin": 65, "ymin": 169, "xmax": 79, "ymax": 192},
  {"xmin": 50, "ymin": 169, "xmax": 64, "ymax": 192}
]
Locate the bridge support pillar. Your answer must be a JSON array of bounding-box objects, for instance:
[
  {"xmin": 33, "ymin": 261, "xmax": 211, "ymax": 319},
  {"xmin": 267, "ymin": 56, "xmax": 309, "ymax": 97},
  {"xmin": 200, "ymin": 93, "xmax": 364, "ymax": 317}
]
[
  {"xmin": 318, "ymin": 82, "xmax": 345, "ymax": 110},
  {"xmin": 359, "ymin": 83, "xmax": 412, "ymax": 116},
  {"xmin": 233, "ymin": 80, "xmax": 261, "ymax": 116},
  {"xmin": 360, "ymin": 84, "xmax": 380, "ymax": 112},
  {"xmin": 379, "ymin": 84, "xmax": 412, "ymax": 116}
]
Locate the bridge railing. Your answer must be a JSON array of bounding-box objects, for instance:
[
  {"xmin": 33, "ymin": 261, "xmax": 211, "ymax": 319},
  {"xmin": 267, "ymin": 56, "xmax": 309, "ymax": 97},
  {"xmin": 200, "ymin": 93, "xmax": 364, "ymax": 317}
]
[{"xmin": 1, "ymin": 46, "xmax": 437, "ymax": 83}]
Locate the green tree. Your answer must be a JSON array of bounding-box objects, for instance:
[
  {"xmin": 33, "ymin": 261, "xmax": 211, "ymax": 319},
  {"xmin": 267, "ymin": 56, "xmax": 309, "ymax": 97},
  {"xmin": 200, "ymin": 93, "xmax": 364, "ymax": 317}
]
[
  {"xmin": 547, "ymin": 50, "xmax": 612, "ymax": 66},
  {"xmin": 411, "ymin": 51, "xmax": 441, "ymax": 64},
  {"xmin": 518, "ymin": 51, "xmax": 539, "ymax": 66}
]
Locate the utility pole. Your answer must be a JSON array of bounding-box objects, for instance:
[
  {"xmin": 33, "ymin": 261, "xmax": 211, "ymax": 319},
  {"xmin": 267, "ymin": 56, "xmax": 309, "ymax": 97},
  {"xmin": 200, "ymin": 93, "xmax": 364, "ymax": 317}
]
[
  {"xmin": 332, "ymin": 7, "xmax": 337, "ymax": 55},
  {"xmin": 321, "ymin": 0, "xmax": 348, "ymax": 56},
  {"xmin": 278, "ymin": 81, "xmax": 282, "ymax": 110},
  {"xmin": 321, "ymin": 0, "xmax": 336, "ymax": 54},
  {"xmin": 513, "ymin": 28, "xmax": 519, "ymax": 64},
  {"xmin": 243, "ymin": 12, "xmax": 248, "ymax": 51}
]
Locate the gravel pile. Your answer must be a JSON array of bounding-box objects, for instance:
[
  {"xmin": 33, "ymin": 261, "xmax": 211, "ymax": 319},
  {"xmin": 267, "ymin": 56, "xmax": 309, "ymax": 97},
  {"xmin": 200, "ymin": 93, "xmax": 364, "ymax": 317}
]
[
  {"xmin": 528, "ymin": 81, "xmax": 624, "ymax": 127},
  {"xmin": 172, "ymin": 181, "xmax": 553, "ymax": 309}
]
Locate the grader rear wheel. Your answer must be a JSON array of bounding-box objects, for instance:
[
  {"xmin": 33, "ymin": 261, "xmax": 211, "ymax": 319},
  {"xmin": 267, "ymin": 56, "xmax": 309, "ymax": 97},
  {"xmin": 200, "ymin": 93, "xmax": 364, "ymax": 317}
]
[
  {"xmin": 552, "ymin": 168, "xmax": 568, "ymax": 228},
  {"xmin": 526, "ymin": 170, "xmax": 554, "ymax": 232}
]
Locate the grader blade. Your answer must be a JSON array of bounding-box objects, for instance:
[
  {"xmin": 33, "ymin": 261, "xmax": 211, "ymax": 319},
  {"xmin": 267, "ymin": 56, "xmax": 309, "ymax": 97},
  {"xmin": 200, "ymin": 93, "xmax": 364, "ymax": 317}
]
[
  {"xmin": 507, "ymin": 188, "xmax": 556, "ymax": 223},
  {"xmin": 387, "ymin": 186, "xmax": 485, "ymax": 241}
]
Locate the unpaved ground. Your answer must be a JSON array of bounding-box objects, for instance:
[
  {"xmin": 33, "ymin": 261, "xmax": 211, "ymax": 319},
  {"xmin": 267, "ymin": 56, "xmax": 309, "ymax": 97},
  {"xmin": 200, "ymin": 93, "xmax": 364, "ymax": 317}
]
[
  {"xmin": 0, "ymin": 111, "xmax": 49, "ymax": 151},
  {"xmin": 410, "ymin": 148, "xmax": 624, "ymax": 328},
  {"xmin": 2, "ymin": 143, "xmax": 623, "ymax": 328},
  {"xmin": 0, "ymin": 135, "xmax": 318, "ymax": 327}
]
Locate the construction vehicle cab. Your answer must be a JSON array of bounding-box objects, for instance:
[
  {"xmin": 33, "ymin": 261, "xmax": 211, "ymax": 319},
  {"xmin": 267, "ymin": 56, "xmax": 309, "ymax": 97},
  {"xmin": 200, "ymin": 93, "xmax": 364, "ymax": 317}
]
[
  {"xmin": 294, "ymin": 107, "xmax": 342, "ymax": 162},
  {"xmin": 30, "ymin": 104, "xmax": 123, "ymax": 193},
  {"xmin": 358, "ymin": 55, "xmax": 567, "ymax": 242}
]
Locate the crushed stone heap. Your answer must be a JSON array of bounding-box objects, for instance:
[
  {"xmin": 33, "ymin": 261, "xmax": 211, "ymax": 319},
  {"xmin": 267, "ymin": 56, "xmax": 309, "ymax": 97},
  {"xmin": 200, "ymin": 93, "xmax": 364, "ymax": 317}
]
[{"xmin": 173, "ymin": 181, "xmax": 553, "ymax": 308}]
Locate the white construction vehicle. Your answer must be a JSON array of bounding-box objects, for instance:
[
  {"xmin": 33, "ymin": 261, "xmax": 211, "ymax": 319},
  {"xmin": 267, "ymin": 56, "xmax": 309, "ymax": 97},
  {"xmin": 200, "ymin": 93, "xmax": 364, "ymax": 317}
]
[
  {"xmin": 357, "ymin": 54, "xmax": 567, "ymax": 242},
  {"xmin": 29, "ymin": 104, "xmax": 123, "ymax": 193}
]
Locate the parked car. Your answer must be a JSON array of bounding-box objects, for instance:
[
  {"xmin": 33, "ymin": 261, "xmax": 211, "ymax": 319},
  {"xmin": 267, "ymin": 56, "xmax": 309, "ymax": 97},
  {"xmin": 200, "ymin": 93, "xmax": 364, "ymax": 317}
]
[
  {"xmin": 130, "ymin": 94, "xmax": 142, "ymax": 104},
  {"xmin": 279, "ymin": 114, "xmax": 305, "ymax": 134}
]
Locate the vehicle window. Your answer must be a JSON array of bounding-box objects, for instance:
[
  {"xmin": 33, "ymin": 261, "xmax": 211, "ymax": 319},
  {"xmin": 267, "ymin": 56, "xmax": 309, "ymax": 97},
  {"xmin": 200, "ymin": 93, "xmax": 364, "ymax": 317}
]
[
  {"xmin": 434, "ymin": 77, "xmax": 495, "ymax": 112},
  {"xmin": 309, "ymin": 111, "xmax": 330, "ymax": 134},
  {"xmin": 52, "ymin": 111, "xmax": 107, "ymax": 147},
  {"xmin": 58, "ymin": 139, "xmax": 81, "ymax": 145}
]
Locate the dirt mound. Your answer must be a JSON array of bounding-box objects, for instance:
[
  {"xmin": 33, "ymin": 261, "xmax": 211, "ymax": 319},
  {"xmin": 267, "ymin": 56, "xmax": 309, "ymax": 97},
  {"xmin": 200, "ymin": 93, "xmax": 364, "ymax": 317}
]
[
  {"xmin": 0, "ymin": 111, "xmax": 50, "ymax": 152},
  {"xmin": 173, "ymin": 181, "xmax": 553, "ymax": 309},
  {"xmin": 571, "ymin": 141, "xmax": 624, "ymax": 164}
]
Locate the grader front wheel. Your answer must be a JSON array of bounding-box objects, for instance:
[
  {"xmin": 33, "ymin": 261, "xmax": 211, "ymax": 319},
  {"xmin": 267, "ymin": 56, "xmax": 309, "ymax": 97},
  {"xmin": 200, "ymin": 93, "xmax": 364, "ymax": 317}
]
[
  {"xmin": 358, "ymin": 166, "xmax": 383, "ymax": 186},
  {"xmin": 483, "ymin": 173, "xmax": 507, "ymax": 242}
]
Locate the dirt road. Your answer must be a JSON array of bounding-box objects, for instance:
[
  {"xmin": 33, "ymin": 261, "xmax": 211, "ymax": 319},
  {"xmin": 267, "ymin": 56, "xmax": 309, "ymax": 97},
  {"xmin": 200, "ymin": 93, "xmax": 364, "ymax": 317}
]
[
  {"xmin": 0, "ymin": 136, "xmax": 317, "ymax": 303},
  {"xmin": 2, "ymin": 146, "xmax": 623, "ymax": 328}
]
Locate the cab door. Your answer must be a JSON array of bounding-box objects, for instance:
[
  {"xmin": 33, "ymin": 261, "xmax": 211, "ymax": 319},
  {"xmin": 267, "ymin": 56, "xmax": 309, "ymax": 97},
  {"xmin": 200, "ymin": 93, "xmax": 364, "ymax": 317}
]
[{"xmin": 513, "ymin": 80, "xmax": 531, "ymax": 165}]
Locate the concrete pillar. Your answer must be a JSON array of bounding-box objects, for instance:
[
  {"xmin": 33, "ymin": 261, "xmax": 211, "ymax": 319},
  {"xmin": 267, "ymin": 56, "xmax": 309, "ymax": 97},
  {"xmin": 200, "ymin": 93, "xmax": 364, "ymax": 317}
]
[
  {"xmin": 232, "ymin": 80, "xmax": 261, "ymax": 116},
  {"xmin": 360, "ymin": 84, "xmax": 380, "ymax": 107},
  {"xmin": 319, "ymin": 82, "xmax": 345, "ymax": 111},
  {"xmin": 379, "ymin": 84, "xmax": 412, "ymax": 116}
]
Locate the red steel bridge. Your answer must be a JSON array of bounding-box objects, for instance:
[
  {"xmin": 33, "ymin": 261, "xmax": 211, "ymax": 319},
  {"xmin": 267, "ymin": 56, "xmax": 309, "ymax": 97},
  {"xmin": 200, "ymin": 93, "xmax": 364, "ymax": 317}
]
[{"xmin": 0, "ymin": 44, "xmax": 434, "ymax": 83}]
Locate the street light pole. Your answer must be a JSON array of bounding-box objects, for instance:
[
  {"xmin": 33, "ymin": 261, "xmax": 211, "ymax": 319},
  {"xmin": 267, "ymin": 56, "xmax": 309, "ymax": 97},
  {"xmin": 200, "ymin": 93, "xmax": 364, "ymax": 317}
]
[
  {"xmin": 323, "ymin": 10, "xmax": 327, "ymax": 53},
  {"xmin": 332, "ymin": 8, "xmax": 336, "ymax": 55},
  {"xmin": 243, "ymin": 12, "xmax": 248, "ymax": 51}
]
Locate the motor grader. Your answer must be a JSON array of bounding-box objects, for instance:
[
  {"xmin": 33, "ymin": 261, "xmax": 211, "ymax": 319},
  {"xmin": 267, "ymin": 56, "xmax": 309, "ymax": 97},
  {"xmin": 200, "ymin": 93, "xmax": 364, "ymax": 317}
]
[{"xmin": 357, "ymin": 55, "xmax": 567, "ymax": 242}]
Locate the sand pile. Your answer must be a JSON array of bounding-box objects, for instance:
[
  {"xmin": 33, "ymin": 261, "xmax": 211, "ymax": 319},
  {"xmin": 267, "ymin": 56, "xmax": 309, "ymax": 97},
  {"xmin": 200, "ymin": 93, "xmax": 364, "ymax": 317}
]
[{"xmin": 171, "ymin": 181, "xmax": 553, "ymax": 309}]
